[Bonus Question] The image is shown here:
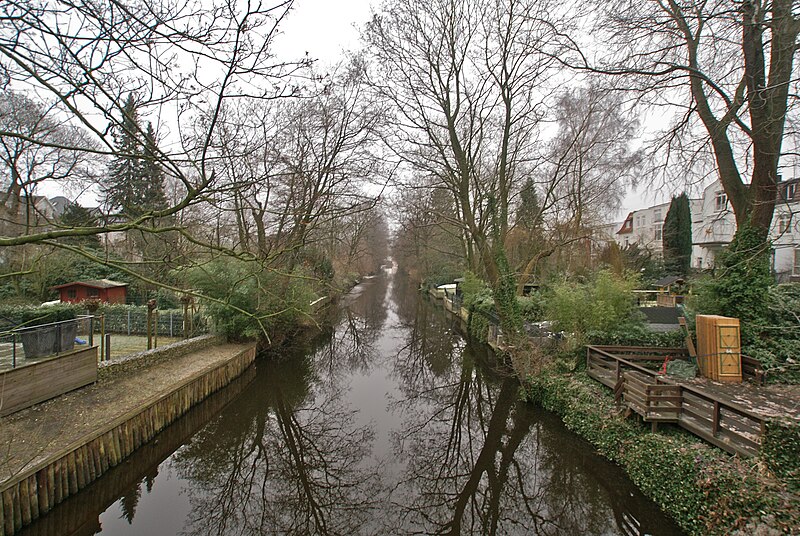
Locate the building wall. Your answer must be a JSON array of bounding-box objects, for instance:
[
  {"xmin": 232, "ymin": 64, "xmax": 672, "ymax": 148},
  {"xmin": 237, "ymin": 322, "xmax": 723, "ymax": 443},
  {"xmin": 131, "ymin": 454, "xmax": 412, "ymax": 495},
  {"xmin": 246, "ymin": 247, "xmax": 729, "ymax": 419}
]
[
  {"xmin": 59, "ymin": 285, "xmax": 127, "ymax": 304},
  {"xmin": 105, "ymin": 286, "xmax": 127, "ymax": 304}
]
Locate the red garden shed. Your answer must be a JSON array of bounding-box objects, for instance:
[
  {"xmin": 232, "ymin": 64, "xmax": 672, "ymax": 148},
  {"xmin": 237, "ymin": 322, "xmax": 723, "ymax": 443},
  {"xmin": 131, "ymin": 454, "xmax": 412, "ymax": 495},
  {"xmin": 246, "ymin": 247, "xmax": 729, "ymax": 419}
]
[{"xmin": 52, "ymin": 279, "xmax": 128, "ymax": 304}]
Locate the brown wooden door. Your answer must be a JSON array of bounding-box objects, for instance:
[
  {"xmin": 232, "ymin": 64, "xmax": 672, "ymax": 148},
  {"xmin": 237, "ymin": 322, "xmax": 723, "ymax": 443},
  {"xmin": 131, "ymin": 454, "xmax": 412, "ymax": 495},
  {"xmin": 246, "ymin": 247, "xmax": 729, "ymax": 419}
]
[{"xmin": 717, "ymin": 325, "xmax": 741, "ymax": 376}]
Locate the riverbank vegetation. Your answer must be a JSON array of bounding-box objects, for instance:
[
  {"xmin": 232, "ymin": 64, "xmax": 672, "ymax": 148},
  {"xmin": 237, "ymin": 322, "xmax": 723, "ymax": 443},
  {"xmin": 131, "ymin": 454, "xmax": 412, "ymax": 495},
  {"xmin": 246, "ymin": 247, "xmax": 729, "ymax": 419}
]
[{"xmin": 524, "ymin": 370, "xmax": 800, "ymax": 535}]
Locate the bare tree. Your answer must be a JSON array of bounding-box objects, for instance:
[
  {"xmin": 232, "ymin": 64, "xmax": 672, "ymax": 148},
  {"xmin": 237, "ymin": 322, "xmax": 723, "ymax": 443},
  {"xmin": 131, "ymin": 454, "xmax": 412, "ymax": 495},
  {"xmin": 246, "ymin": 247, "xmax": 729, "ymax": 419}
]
[
  {"xmin": 0, "ymin": 0, "xmax": 305, "ymax": 249},
  {"xmin": 365, "ymin": 0, "xmax": 568, "ymax": 330},
  {"xmin": 0, "ymin": 92, "xmax": 94, "ymax": 234},
  {"xmin": 567, "ymin": 0, "xmax": 800, "ymax": 234}
]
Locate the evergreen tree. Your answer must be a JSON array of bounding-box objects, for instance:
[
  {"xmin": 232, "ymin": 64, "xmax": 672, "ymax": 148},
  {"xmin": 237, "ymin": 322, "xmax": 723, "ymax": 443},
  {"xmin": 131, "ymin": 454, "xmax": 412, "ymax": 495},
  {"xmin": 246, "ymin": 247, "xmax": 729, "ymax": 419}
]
[
  {"xmin": 105, "ymin": 94, "xmax": 142, "ymax": 216},
  {"xmin": 662, "ymin": 192, "xmax": 692, "ymax": 275},
  {"xmin": 104, "ymin": 96, "xmax": 167, "ymax": 217},
  {"xmin": 140, "ymin": 122, "xmax": 168, "ymax": 212},
  {"xmin": 58, "ymin": 201, "xmax": 101, "ymax": 248},
  {"xmin": 516, "ymin": 178, "xmax": 542, "ymax": 231}
]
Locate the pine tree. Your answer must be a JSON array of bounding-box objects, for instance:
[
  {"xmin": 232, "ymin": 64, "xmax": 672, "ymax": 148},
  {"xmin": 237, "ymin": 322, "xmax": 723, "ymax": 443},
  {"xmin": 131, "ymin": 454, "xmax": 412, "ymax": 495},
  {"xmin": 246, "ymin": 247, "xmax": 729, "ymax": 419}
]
[
  {"xmin": 104, "ymin": 96, "xmax": 167, "ymax": 217},
  {"xmin": 662, "ymin": 192, "xmax": 692, "ymax": 275},
  {"xmin": 105, "ymin": 94, "xmax": 142, "ymax": 216},
  {"xmin": 59, "ymin": 202, "xmax": 101, "ymax": 248},
  {"xmin": 140, "ymin": 122, "xmax": 168, "ymax": 213}
]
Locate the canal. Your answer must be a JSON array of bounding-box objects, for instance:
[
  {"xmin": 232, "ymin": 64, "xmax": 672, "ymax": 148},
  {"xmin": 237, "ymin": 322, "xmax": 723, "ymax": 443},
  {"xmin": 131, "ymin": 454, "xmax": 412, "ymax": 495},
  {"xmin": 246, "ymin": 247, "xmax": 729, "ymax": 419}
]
[{"xmin": 21, "ymin": 267, "xmax": 684, "ymax": 535}]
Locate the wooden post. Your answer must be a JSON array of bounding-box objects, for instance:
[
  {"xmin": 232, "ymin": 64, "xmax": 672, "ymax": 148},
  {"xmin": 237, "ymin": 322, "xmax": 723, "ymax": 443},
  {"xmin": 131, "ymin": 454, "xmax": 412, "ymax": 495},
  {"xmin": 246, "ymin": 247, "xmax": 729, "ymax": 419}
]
[
  {"xmin": 712, "ymin": 401, "xmax": 720, "ymax": 436},
  {"xmin": 146, "ymin": 299, "xmax": 156, "ymax": 350},
  {"xmin": 100, "ymin": 315, "xmax": 106, "ymax": 361}
]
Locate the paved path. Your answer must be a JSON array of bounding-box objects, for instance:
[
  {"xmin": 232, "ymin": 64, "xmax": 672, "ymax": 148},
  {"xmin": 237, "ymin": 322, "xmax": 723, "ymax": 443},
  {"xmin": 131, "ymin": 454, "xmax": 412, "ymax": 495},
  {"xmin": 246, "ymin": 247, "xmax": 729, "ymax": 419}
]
[{"xmin": 0, "ymin": 342, "xmax": 252, "ymax": 487}]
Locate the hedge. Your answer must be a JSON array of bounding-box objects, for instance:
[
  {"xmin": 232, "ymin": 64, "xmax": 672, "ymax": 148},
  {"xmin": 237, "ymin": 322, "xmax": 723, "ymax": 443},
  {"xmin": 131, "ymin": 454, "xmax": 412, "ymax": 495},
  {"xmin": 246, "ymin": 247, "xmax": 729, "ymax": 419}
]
[{"xmin": 524, "ymin": 371, "xmax": 800, "ymax": 535}]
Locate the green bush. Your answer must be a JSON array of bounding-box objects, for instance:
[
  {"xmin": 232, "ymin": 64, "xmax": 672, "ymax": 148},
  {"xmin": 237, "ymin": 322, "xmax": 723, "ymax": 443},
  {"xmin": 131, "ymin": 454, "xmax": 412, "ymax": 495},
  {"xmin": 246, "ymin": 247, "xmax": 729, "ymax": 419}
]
[
  {"xmin": 0, "ymin": 302, "xmax": 83, "ymax": 331},
  {"xmin": 761, "ymin": 420, "xmax": 800, "ymax": 493},
  {"xmin": 182, "ymin": 258, "xmax": 315, "ymax": 342},
  {"xmin": 460, "ymin": 271, "xmax": 491, "ymax": 308},
  {"xmin": 692, "ymin": 224, "xmax": 773, "ymax": 346},
  {"xmin": 517, "ymin": 293, "xmax": 545, "ymax": 322},
  {"xmin": 523, "ymin": 370, "xmax": 800, "ymax": 534},
  {"xmin": 547, "ymin": 270, "xmax": 643, "ymax": 338}
]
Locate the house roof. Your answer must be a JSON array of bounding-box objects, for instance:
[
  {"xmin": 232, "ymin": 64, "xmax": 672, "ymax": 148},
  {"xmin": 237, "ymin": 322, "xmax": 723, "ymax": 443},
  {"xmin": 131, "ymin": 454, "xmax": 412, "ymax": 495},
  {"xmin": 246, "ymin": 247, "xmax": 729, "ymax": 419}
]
[
  {"xmin": 51, "ymin": 279, "xmax": 129, "ymax": 290},
  {"xmin": 653, "ymin": 276, "xmax": 684, "ymax": 288},
  {"xmin": 616, "ymin": 212, "xmax": 634, "ymax": 235}
]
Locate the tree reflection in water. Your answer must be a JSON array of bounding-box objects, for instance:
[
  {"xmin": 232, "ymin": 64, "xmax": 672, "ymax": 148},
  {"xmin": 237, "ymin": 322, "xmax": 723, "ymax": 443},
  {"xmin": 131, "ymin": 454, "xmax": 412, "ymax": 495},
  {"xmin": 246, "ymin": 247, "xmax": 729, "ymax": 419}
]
[
  {"xmin": 23, "ymin": 270, "xmax": 681, "ymax": 536},
  {"xmin": 172, "ymin": 351, "xmax": 384, "ymax": 536},
  {"xmin": 384, "ymin": 274, "xmax": 681, "ymax": 535}
]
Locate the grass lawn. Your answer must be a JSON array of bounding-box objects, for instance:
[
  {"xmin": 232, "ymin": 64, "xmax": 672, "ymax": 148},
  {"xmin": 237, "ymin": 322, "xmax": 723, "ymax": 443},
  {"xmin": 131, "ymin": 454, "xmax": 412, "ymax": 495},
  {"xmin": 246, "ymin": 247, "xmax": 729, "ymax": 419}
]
[{"xmin": 101, "ymin": 334, "xmax": 184, "ymax": 360}]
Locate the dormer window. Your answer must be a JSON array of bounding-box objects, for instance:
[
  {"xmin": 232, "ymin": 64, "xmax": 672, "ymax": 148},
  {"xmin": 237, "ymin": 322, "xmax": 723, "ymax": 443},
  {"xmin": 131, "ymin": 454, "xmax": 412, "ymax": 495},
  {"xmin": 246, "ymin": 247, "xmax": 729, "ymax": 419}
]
[{"xmin": 714, "ymin": 191, "xmax": 727, "ymax": 211}]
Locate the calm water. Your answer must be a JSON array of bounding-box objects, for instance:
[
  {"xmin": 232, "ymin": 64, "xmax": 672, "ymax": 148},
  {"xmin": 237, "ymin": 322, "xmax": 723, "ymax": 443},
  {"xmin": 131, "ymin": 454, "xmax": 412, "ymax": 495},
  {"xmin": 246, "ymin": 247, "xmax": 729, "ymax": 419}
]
[{"xmin": 21, "ymin": 268, "xmax": 684, "ymax": 535}]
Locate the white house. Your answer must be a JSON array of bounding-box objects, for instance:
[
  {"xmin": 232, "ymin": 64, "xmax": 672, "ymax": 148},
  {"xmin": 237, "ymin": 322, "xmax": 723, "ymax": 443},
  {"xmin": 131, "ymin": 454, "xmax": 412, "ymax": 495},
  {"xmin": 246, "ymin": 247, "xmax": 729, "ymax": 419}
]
[
  {"xmin": 692, "ymin": 178, "xmax": 800, "ymax": 280},
  {"xmin": 613, "ymin": 199, "xmax": 703, "ymax": 257}
]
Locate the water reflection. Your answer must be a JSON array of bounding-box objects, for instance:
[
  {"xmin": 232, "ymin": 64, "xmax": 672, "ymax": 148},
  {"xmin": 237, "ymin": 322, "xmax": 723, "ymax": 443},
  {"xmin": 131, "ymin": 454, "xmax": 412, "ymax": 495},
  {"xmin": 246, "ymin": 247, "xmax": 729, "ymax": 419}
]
[
  {"xmin": 171, "ymin": 352, "xmax": 383, "ymax": 536},
  {"xmin": 21, "ymin": 269, "xmax": 683, "ymax": 535}
]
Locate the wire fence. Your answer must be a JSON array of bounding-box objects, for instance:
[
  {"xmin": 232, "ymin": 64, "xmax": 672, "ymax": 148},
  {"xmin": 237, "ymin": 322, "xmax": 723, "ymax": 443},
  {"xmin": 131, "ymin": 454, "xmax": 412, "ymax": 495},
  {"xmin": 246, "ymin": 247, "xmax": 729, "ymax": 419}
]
[
  {"xmin": 0, "ymin": 308, "xmax": 210, "ymax": 369},
  {"xmin": 101, "ymin": 309, "xmax": 208, "ymax": 337},
  {"xmin": 0, "ymin": 316, "xmax": 95, "ymax": 369}
]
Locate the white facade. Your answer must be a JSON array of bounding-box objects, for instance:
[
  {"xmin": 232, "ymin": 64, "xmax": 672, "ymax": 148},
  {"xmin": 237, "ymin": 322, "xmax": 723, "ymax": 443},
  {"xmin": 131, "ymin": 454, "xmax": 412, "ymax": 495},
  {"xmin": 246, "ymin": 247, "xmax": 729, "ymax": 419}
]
[
  {"xmin": 691, "ymin": 182, "xmax": 737, "ymax": 270},
  {"xmin": 610, "ymin": 180, "xmax": 800, "ymax": 280},
  {"xmin": 613, "ymin": 199, "xmax": 703, "ymax": 257},
  {"xmin": 692, "ymin": 179, "xmax": 800, "ymax": 280}
]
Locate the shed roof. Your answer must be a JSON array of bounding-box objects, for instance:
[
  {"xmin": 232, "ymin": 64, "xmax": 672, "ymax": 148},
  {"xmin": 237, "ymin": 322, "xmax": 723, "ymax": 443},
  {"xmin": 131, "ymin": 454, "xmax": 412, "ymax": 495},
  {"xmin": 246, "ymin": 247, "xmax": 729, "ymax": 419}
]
[
  {"xmin": 51, "ymin": 279, "xmax": 129, "ymax": 290},
  {"xmin": 653, "ymin": 276, "xmax": 684, "ymax": 288}
]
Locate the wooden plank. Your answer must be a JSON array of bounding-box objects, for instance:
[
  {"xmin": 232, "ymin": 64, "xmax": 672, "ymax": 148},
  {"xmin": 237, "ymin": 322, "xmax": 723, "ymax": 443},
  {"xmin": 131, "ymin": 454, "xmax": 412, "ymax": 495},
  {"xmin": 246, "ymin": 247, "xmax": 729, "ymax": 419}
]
[
  {"xmin": 0, "ymin": 344, "xmax": 256, "ymax": 535},
  {"xmin": 0, "ymin": 348, "xmax": 98, "ymax": 417}
]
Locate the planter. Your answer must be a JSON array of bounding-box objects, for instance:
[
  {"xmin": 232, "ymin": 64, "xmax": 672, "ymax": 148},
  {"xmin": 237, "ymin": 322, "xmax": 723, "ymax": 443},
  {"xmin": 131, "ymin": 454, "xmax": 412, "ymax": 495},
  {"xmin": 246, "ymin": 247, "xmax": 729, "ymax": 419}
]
[
  {"xmin": 19, "ymin": 320, "xmax": 78, "ymax": 359},
  {"xmin": 58, "ymin": 321, "xmax": 77, "ymax": 353},
  {"xmin": 21, "ymin": 326, "xmax": 57, "ymax": 359}
]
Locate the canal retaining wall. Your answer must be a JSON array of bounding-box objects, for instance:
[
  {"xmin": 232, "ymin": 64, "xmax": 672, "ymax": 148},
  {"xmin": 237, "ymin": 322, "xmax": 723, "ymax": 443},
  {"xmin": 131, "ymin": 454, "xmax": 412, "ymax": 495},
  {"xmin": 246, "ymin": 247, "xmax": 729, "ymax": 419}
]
[{"xmin": 0, "ymin": 341, "xmax": 256, "ymax": 536}]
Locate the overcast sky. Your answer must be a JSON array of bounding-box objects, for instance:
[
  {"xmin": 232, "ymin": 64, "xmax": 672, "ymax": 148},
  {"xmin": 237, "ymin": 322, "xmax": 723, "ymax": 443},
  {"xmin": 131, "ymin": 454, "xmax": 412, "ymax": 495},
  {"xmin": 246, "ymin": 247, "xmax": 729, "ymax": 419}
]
[
  {"xmin": 273, "ymin": 0, "xmax": 375, "ymax": 66},
  {"xmin": 271, "ymin": 0, "xmax": 677, "ymax": 220}
]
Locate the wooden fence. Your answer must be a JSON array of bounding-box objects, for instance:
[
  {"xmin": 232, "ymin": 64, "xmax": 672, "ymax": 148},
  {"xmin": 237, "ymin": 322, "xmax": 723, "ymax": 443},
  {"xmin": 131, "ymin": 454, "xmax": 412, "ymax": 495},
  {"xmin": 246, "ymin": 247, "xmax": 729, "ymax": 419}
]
[
  {"xmin": 0, "ymin": 345, "xmax": 255, "ymax": 536},
  {"xmin": 587, "ymin": 345, "xmax": 767, "ymax": 457},
  {"xmin": 0, "ymin": 347, "xmax": 97, "ymax": 417}
]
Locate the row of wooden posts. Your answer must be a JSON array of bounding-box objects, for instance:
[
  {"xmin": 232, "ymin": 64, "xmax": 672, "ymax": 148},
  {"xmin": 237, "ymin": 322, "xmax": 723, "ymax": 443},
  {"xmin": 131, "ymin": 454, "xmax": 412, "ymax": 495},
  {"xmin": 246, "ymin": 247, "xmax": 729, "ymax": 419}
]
[{"xmin": 0, "ymin": 345, "xmax": 256, "ymax": 536}]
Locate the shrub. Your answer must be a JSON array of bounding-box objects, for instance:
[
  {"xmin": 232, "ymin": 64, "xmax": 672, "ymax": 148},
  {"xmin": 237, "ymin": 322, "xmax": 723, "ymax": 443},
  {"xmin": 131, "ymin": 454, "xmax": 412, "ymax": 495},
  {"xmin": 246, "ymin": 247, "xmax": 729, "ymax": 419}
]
[
  {"xmin": 547, "ymin": 270, "xmax": 643, "ymax": 338},
  {"xmin": 0, "ymin": 302, "xmax": 83, "ymax": 331},
  {"xmin": 182, "ymin": 258, "xmax": 315, "ymax": 342},
  {"xmin": 523, "ymin": 369, "xmax": 800, "ymax": 535},
  {"xmin": 517, "ymin": 293, "xmax": 545, "ymax": 322},
  {"xmin": 692, "ymin": 224, "xmax": 773, "ymax": 346},
  {"xmin": 761, "ymin": 420, "xmax": 800, "ymax": 493}
]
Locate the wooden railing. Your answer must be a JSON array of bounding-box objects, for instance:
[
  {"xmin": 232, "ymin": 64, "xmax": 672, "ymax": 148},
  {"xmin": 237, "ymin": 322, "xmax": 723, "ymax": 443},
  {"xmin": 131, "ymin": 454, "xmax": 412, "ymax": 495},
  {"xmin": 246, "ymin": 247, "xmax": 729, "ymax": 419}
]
[{"xmin": 587, "ymin": 345, "xmax": 767, "ymax": 457}]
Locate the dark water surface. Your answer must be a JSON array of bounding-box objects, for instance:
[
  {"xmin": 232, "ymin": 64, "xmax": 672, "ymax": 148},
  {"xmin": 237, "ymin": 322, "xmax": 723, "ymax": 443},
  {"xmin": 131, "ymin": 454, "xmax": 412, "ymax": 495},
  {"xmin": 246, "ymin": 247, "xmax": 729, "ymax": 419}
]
[{"xmin": 21, "ymin": 268, "xmax": 684, "ymax": 535}]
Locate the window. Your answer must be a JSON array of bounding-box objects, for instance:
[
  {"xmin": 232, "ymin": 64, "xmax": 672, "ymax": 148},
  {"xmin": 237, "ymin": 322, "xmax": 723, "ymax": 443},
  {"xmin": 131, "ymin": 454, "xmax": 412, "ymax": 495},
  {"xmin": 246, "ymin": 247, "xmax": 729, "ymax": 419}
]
[
  {"xmin": 795, "ymin": 249, "xmax": 800, "ymax": 275},
  {"xmin": 715, "ymin": 191, "xmax": 728, "ymax": 211},
  {"xmin": 784, "ymin": 183, "xmax": 797, "ymax": 201},
  {"xmin": 654, "ymin": 209, "xmax": 662, "ymax": 222},
  {"xmin": 778, "ymin": 213, "xmax": 792, "ymax": 233},
  {"xmin": 67, "ymin": 288, "xmax": 77, "ymax": 299},
  {"xmin": 696, "ymin": 257, "xmax": 703, "ymax": 269},
  {"xmin": 654, "ymin": 224, "xmax": 663, "ymax": 241},
  {"xmin": 87, "ymin": 287, "xmax": 100, "ymax": 298}
]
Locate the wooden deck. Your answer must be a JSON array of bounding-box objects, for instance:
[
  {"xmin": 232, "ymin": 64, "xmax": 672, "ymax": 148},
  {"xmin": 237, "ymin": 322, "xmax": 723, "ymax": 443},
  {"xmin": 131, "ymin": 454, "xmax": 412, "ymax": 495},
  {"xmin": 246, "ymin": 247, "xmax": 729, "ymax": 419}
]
[{"xmin": 587, "ymin": 345, "xmax": 799, "ymax": 457}]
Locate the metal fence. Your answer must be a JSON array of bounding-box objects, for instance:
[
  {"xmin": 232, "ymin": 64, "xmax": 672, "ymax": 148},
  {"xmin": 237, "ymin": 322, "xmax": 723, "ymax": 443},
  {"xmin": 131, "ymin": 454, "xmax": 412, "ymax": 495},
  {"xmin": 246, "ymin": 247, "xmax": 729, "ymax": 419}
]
[
  {"xmin": 0, "ymin": 316, "xmax": 95, "ymax": 370},
  {"xmin": 101, "ymin": 309, "xmax": 208, "ymax": 337}
]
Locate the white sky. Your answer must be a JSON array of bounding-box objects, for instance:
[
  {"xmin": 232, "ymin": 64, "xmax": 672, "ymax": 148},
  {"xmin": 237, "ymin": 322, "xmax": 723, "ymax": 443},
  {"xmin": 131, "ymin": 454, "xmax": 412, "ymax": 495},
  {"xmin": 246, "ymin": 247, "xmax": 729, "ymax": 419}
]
[
  {"xmin": 272, "ymin": 0, "xmax": 375, "ymax": 66},
  {"xmin": 44, "ymin": 0, "xmax": 679, "ymax": 221},
  {"xmin": 272, "ymin": 0, "xmax": 670, "ymax": 222}
]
